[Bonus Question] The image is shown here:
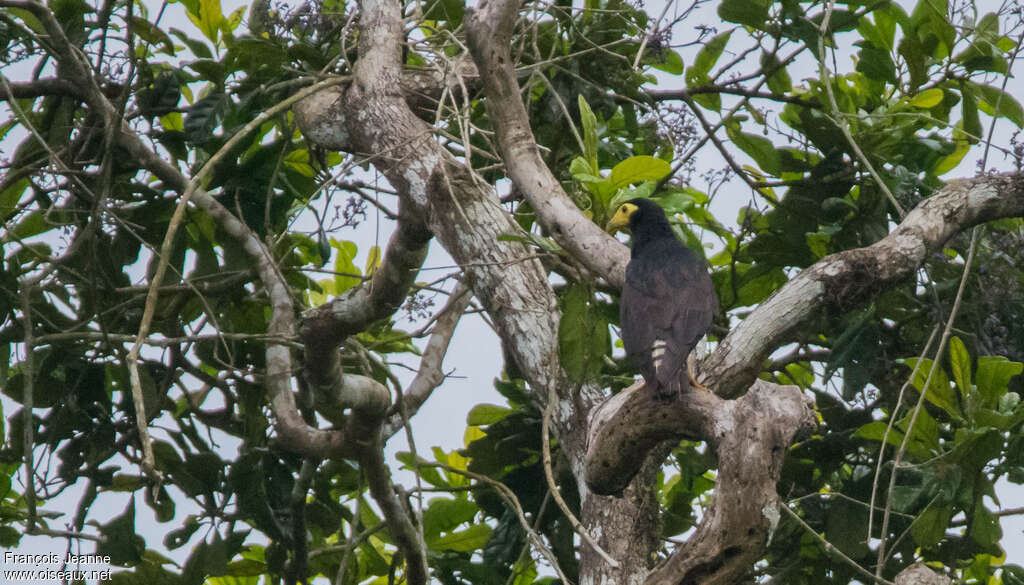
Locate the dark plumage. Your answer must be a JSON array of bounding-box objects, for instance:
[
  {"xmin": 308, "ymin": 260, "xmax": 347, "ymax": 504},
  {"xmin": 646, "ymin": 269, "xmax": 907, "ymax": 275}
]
[{"xmin": 606, "ymin": 198, "xmax": 717, "ymax": 400}]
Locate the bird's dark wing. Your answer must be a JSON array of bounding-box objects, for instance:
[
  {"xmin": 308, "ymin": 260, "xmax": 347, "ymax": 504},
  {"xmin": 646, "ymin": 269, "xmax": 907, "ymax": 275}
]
[{"xmin": 621, "ymin": 240, "xmax": 716, "ymax": 399}]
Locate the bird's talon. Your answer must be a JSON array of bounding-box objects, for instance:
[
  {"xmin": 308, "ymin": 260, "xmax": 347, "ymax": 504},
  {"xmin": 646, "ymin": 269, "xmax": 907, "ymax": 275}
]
[{"xmin": 688, "ymin": 373, "xmax": 710, "ymax": 392}]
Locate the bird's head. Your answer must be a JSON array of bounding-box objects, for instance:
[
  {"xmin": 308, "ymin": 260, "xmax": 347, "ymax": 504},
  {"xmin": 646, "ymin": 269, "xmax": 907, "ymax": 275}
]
[
  {"xmin": 606, "ymin": 201, "xmax": 640, "ymax": 234},
  {"xmin": 606, "ymin": 198, "xmax": 666, "ymax": 234}
]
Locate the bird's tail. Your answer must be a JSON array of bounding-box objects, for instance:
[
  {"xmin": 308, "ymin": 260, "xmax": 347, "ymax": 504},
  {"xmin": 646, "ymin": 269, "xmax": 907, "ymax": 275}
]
[{"xmin": 652, "ymin": 374, "xmax": 686, "ymax": 401}]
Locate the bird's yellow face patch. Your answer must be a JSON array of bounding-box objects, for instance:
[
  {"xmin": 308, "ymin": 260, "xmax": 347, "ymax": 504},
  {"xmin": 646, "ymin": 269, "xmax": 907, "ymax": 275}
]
[{"xmin": 606, "ymin": 202, "xmax": 639, "ymax": 234}]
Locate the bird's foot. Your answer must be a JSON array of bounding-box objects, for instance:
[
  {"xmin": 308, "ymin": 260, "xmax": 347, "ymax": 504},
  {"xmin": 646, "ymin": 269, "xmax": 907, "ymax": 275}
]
[{"xmin": 688, "ymin": 372, "xmax": 710, "ymax": 392}]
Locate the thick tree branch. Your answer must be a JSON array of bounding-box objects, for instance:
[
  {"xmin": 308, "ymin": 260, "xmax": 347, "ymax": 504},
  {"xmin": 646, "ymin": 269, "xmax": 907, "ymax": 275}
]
[
  {"xmin": 586, "ymin": 380, "xmax": 816, "ymax": 585},
  {"xmin": 703, "ymin": 172, "xmax": 1024, "ymax": 397},
  {"xmin": 300, "ymin": 200, "xmax": 431, "ymax": 415},
  {"xmin": 0, "ymin": 78, "xmax": 81, "ymax": 99},
  {"xmin": 895, "ymin": 564, "xmax": 952, "ymax": 585},
  {"xmin": 358, "ymin": 435, "xmax": 430, "ymax": 585},
  {"xmin": 465, "ymin": 0, "xmax": 630, "ymax": 288},
  {"xmin": 383, "ymin": 284, "xmax": 473, "ymax": 437},
  {"xmin": 295, "ymin": 2, "xmax": 564, "ymax": 404}
]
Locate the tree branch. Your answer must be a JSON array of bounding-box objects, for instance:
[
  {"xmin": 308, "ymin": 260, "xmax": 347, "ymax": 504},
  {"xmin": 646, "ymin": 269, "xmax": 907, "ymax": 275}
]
[
  {"xmin": 0, "ymin": 78, "xmax": 81, "ymax": 100},
  {"xmin": 358, "ymin": 435, "xmax": 430, "ymax": 585},
  {"xmin": 585, "ymin": 380, "xmax": 816, "ymax": 585},
  {"xmin": 465, "ymin": 0, "xmax": 630, "ymax": 288},
  {"xmin": 703, "ymin": 172, "xmax": 1024, "ymax": 397},
  {"xmin": 647, "ymin": 86, "xmax": 821, "ymax": 108},
  {"xmin": 382, "ymin": 284, "xmax": 473, "ymax": 437},
  {"xmin": 299, "ymin": 197, "xmax": 432, "ymax": 426}
]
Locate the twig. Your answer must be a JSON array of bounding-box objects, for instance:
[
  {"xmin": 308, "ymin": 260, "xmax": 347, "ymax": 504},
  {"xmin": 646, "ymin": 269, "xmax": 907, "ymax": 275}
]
[
  {"xmin": 874, "ymin": 226, "xmax": 980, "ymax": 577},
  {"xmin": 542, "ymin": 382, "xmax": 619, "ymax": 568},
  {"xmin": 383, "ymin": 284, "xmax": 473, "ymax": 436},
  {"xmin": 25, "ymin": 526, "xmax": 106, "ymax": 543},
  {"xmin": 20, "ymin": 287, "xmax": 37, "ymax": 530},
  {"xmin": 781, "ymin": 504, "xmax": 896, "ymax": 585},
  {"xmin": 816, "ymin": 0, "xmax": 904, "ymax": 218},
  {"xmin": 33, "ymin": 331, "xmax": 303, "ymax": 348},
  {"xmin": 423, "ymin": 462, "xmax": 572, "ymax": 584},
  {"xmin": 865, "ymin": 323, "xmax": 939, "ymax": 543}
]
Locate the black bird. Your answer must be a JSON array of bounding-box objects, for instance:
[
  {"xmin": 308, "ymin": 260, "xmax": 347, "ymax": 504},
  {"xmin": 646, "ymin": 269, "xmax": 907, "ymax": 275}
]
[{"xmin": 606, "ymin": 198, "xmax": 717, "ymax": 400}]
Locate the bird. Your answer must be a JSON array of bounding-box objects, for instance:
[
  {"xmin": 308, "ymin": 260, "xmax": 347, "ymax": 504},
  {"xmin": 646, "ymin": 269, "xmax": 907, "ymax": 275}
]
[{"xmin": 606, "ymin": 198, "xmax": 717, "ymax": 400}]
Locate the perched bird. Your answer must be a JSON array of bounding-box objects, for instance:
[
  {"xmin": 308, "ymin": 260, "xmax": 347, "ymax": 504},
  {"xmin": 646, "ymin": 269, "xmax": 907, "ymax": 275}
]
[{"xmin": 606, "ymin": 198, "xmax": 717, "ymax": 400}]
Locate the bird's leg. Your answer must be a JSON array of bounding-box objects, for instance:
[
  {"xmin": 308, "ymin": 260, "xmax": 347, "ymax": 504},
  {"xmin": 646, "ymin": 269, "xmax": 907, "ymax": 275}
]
[
  {"xmin": 686, "ymin": 353, "xmax": 711, "ymax": 392},
  {"xmin": 688, "ymin": 371, "xmax": 710, "ymax": 392}
]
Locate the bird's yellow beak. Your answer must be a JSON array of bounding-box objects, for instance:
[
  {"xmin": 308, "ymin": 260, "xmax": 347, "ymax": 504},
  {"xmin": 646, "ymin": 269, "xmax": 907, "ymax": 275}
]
[{"xmin": 606, "ymin": 202, "xmax": 638, "ymax": 234}]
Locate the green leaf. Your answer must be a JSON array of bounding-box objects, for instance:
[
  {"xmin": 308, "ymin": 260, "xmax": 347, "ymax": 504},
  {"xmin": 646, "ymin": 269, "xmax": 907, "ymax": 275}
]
[
  {"xmin": 569, "ymin": 156, "xmax": 596, "ymax": 181},
  {"xmin": 856, "ymin": 42, "xmax": 897, "ymax": 84},
  {"xmin": 165, "ymin": 516, "xmax": 202, "ymax": 550},
  {"xmin": 170, "ymin": 28, "xmax": 214, "ymax": 59},
  {"xmin": 975, "ymin": 356, "xmax": 1023, "ymax": 409},
  {"xmin": 609, "ymin": 156, "xmax": 671, "ymax": 189},
  {"xmin": 725, "ymin": 121, "xmax": 780, "ymax": 176},
  {"xmin": 466, "ymin": 403, "xmax": 513, "ymax": 426},
  {"xmin": 949, "ymin": 336, "xmax": 971, "ymax": 398},
  {"xmin": 5, "ymin": 210, "xmax": 60, "ymax": 241},
  {"xmin": 577, "ymin": 95, "xmax": 599, "ymax": 171},
  {"xmin": 932, "ymin": 137, "xmax": 969, "ymax": 175},
  {"xmin": 975, "ymin": 12, "xmax": 1000, "ymax": 38},
  {"xmin": 423, "ymin": 0, "xmax": 465, "ymax": 25},
  {"xmin": 423, "ymin": 497, "xmax": 478, "ymax": 540},
  {"xmin": 185, "ymin": 0, "xmax": 224, "ymax": 43},
  {"xmin": 145, "ymin": 485, "xmax": 176, "ymax": 523},
  {"xmin": 181, "ymin": 531, "xmax": 248, "ymax": 585},
  {"xmin": 96, "ymin": 497, "xmax": 145, "ymax": 565},
  {"xmin": 330, "ymin": 239, "xmax": 362, "ymax": 292},
  {"xmin": 0, "ymin": 177, "xmax": 28, "ymax": 215},
  {"xmin": 951, "ymin": 428, "xmax": 1004, "ymax": 473},
  {"xmin": 395, "ymin": 452, "xmax": 447, "ymax": 488},
  {"xmin": 0, "ymin": 526, "xmax": 20, "ymax": 547},
  {"xmin": 970, "ymin": 502, "xmax": 1002, "ymax": 550},
  {"xmin": 851, "ymin": 424, "xmax": 901, "ymax": 446},
  {"xmin": 558, "ymin": 283, "xmax": 609, "ymax": 382},
  {"xmin": 910, "ymin": 504, "xmax": 951, "ymax": 547},
  {"xmin": 1004, "ymin": 565, "xmax": 1024, "ymax": 585},
  {"xmin": 760, "ymin": 51, "xmax": 792, "ymax": 93},
  {"xmin": 973, "ymin": 82, "xmax": 1024, "ymax": 127},
  {"xmin": 131, "ymin": 16, "xmax": 175, "ymax": 54},
  {"xmin": 910, "ymin": 88, "xmax": 944, "ymax": 108},
  {"xmin": 5, "ymin": 7, "xmax": 46, "ymax": 35},
  {"xmin": 687, "ymin": 70, "xmax": 720, "ymax": 111},
  {"xmin": 998, "ymin": 391, "xmax": 1020, "ymax": 413},
  {"xmin": 825, "ymin": 497, "xmax": 870, "ymax": 558},
  {"xmin": 899, "ymin": 407, "xmax": 940, "ymax": 458},
  {"xmin": 717, "ymin": 0, "xmax": 769, "ymax": 30},
  {"xmin": 960, "ymin": 82, "xmax": 982, "ymax": 143},
  {"xmin": 901, "ymin": 358, "xmax": 962, "ymax": 419},
  {"xmin": 690, "ymin": 31, "xmax": 731, "ymax": 78},
  {"xmin": 223, "ymin": 6, "xmax": 246, "ymax": 33},
  {"xmin": 428, "ymin": 523, "xmax": 492, "ymax": 552},
  {"xmin": 734, "ymin": 264, "xmax": 786, "ymax": 307},
  {"xmin": 484, "ymin": 509, "xmax": 525, "ymax": 567},
  {"xmin": 644, "ymin": 49, "xmax": 684, "ymax": 75},
  {"xmin": 364, "ymin": 245, "xmax": 381, "ymax": 276}
]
